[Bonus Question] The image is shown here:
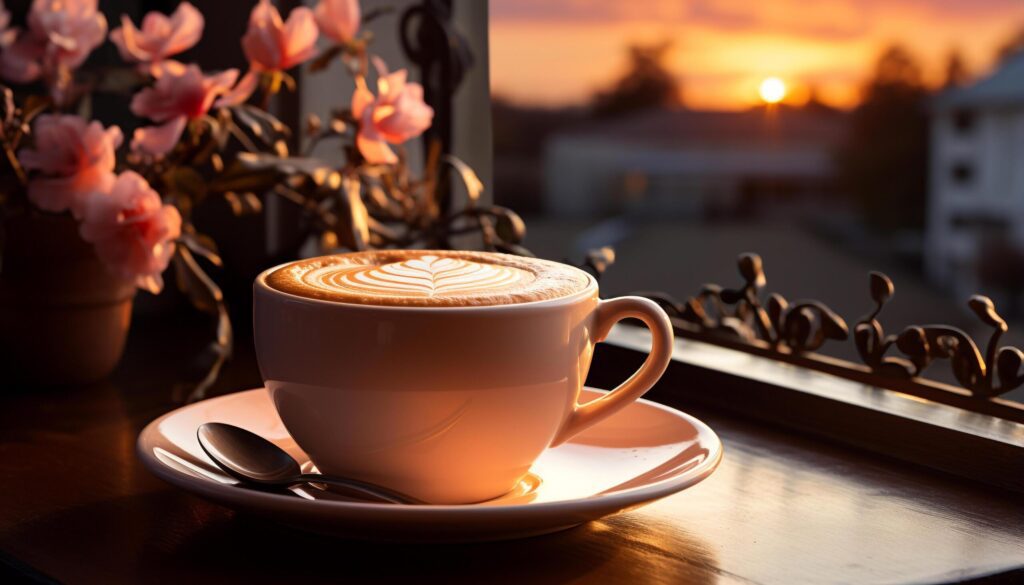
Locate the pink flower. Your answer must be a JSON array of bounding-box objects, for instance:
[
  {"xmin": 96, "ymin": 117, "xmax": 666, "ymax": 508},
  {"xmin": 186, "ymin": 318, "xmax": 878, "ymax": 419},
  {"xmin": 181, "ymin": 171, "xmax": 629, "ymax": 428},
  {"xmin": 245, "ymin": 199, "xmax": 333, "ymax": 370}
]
[
  {"xmin": 78, "ymin": 171, "xmax": 181, "ymax": 294},
  {"xmin": 110, "ymin": 2, "xmax": 204, "ymax": 75},
  {"xmin": 18, "ymin": 114, "xmax": 122, "ymax": 217},
  {"xmin": 352, "ymin": 61, "xmax": 434, "ymax": 164},
  {"xmin": 242, "ymin": 0, "xmax": 318, "ymax": 72},
  {"xmin": 314, "ymin": 0, "xmax": 359, "ymax": 45},
  {"xmin": 130, "ymin": 63, "xmax": 256, "ymax": 155},
  {"xmin": 0, "ymin": 0, "xmax": 107, "ymax": 88}
]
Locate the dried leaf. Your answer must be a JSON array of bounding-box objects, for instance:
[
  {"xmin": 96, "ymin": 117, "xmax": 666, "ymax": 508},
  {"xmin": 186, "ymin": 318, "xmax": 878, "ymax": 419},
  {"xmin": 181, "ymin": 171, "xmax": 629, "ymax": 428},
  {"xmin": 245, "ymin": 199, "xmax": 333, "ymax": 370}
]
[
  {"xmin": 340, "ymin": 176, "xmax": 370, "ymax": 250},
  {"xmin": 163, "ymin": 167, "xmax": 206, "ymax": 200},
  {"xmin": 224, "ymin": 193, "xmax": 243, "ymax": 216},
  {"xmin": 242, "ymin": 192, "xmax": 263, "ymax": 213},
  {"xmin": 173, "ymin": 246, "xmax": 223, "ymax": 315},
  {"xmin": 445, "ymin": 155, "xmax": 484, "ymax": 205},
  {"xmin": 178, "ymin": 231, "xmax": 222, "ymax": 267}
]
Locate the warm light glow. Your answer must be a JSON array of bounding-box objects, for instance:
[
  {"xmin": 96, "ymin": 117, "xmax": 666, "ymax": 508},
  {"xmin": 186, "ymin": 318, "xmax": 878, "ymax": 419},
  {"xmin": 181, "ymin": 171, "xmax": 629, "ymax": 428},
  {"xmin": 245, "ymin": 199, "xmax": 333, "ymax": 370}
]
[
  {"xmin": 490, "ymin": 0, "xmax": 1024, "ymax": 110},
  {"xmin": 759, "ymin": 77, "xmax": 787, "ymax": 104}
]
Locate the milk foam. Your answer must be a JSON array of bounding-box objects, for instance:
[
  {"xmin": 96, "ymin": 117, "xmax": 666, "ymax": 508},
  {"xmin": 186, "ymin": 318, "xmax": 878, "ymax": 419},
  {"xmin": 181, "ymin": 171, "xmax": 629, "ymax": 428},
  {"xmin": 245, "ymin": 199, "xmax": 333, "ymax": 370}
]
[{"xmin": 265, "ymin": 250, "xmax": 592, "ymax": 307}]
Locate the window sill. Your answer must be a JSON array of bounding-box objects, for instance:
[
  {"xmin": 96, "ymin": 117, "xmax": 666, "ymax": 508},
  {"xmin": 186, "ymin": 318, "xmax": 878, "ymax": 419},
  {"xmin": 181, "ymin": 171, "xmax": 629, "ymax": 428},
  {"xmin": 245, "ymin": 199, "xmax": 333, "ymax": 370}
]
[{"xmin": 593, "ymin": 323, "xmax": 1024, "ymax": 493}]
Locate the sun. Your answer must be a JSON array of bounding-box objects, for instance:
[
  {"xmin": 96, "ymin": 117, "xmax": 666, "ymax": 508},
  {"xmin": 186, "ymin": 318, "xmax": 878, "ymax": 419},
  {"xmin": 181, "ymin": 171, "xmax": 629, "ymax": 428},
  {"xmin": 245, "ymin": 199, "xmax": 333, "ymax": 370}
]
[{"xmin": 759, "ymin": 77, "xmax": 787, "ymax": 104}]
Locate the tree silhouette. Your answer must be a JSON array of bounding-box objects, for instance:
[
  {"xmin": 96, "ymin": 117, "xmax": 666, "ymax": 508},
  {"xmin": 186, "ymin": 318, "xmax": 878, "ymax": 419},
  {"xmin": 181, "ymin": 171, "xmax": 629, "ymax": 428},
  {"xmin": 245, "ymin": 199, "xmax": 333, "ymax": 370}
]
[
  {"xmin": 591, "ymin": 41, "xmax": 682, "ymax": 118},
  {"xmin": 943, "ymin": 49, "xmax": 969, "ymax": 88},
  {"xmin": 836, "ymin": 45, "xmax": 929, "ymax": 232}
]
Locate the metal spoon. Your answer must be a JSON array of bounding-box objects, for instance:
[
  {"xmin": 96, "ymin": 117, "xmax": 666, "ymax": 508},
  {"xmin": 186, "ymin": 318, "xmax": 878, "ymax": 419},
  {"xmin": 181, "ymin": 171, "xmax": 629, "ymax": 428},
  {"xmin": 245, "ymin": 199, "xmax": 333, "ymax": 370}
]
[{"xmin": 196, "ymin": 422, "xmax": 422, "ymax": 505}]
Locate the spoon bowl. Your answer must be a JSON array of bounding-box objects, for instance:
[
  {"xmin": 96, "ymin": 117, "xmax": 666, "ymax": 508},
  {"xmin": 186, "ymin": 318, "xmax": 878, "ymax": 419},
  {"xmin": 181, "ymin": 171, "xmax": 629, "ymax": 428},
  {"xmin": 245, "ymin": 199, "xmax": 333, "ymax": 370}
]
[{"xmin": 197, "ymin": 422, "xmax": 422, "ymax": 505}]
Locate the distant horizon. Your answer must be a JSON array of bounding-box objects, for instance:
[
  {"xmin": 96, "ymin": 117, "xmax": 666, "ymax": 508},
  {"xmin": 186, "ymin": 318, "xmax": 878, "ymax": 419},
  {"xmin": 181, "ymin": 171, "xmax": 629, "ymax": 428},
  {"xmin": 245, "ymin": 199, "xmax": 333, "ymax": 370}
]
[{"xmin": 489, "ymin": 0, "xmax": 1024, "ymax": 111}]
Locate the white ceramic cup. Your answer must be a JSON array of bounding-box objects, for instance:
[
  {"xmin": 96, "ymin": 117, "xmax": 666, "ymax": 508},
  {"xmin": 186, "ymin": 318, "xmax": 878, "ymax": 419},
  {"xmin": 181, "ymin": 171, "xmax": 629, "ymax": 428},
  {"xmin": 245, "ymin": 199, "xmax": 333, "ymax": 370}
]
[{"xmin": 253, "ymin": 255, "xmax": 674, "ymax": 504}]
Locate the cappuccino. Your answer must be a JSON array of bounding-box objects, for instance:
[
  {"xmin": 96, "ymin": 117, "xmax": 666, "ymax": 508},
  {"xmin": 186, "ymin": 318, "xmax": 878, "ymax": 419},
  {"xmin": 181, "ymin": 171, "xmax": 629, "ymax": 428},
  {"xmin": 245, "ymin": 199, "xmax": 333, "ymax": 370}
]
[{"xmin": 265, "ymin": 250, "xmax": 592, "ymax": 307}]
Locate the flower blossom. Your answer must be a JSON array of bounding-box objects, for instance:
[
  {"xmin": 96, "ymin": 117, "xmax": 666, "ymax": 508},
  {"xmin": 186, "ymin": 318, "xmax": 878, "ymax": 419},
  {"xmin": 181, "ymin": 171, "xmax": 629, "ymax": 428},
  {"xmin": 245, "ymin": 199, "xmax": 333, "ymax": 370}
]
[
  {"xmin": 130, "ymin": 63, "xmax": 257, "ymax": 155},
  {"xmin": 0, "ymin": 0, "xmax": 107, "ymax": 85},
  {"xmin": 314, "ymin": 0, "xmax": 360, "ymax": 45},
  {"xmin": 110, "ymin": 2, "xmax": 204, "ymax": 75},
  {"xmin": 78, "ymin": 171, "xmax": 181, "ymax": 294},
  {"xmin": 18, "ymin": 114, "xmax": 122, "ymax": 217},
  {"xmin": 242, "ymin": 0, "xmax": 318, "ymax": 72},
  {"xmin": 352, "ymin": 60, "xmax": 434, "ymax": 164}
]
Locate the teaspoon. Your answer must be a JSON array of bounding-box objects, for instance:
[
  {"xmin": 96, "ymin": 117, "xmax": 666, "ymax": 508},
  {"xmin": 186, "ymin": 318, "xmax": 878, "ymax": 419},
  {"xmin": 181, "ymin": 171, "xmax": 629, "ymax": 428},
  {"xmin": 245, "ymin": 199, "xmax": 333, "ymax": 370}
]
[{"xmin": 196, "ymin": 422, "xmax": 422, "ymax": 505}]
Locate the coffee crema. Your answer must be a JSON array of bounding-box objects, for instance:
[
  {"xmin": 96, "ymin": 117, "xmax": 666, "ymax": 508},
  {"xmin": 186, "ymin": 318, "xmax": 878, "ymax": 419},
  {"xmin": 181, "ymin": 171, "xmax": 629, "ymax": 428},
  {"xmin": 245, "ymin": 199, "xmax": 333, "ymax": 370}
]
[{"xmin": 264, "ymin": 250, "xmax": 593, "ymax": 307}]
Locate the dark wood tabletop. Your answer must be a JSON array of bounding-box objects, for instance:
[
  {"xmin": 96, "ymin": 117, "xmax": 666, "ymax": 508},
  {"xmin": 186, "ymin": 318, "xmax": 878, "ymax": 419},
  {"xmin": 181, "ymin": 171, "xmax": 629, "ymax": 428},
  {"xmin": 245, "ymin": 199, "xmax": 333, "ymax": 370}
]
[{"xmin": 2, "ymin": 311, "xmax": 1023, "ymax": 585}]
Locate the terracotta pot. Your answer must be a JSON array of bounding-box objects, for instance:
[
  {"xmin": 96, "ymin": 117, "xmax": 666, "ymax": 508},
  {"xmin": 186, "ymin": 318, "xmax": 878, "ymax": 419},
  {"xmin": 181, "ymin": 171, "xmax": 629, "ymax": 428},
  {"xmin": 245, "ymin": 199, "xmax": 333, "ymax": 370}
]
[{"xmin": 0, "ymin": 213, "xmax": 136, "ymax": 385}]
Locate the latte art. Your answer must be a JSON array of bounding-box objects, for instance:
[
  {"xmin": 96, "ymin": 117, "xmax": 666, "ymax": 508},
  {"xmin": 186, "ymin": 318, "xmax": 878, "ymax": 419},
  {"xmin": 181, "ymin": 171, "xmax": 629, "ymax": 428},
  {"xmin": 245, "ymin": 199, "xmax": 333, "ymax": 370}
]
[{"xmin": 265, "ymin": 250, "xmax": 593, "ymax": 307}]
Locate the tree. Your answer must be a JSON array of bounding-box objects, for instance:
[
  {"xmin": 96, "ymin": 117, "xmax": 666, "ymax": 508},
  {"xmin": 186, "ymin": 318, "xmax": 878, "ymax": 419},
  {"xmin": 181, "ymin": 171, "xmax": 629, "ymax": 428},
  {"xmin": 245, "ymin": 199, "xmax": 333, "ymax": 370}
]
[
  {"xmin": 590, "ymin": 41, "xmax": 682, "ymax": 118},
  {"xmin": 943, "ymin": 49, "xmax": 969, "ymax": 88},
  {"xmin": 835, "ymin": 45, "xmax": 929, "ymax": 232}
]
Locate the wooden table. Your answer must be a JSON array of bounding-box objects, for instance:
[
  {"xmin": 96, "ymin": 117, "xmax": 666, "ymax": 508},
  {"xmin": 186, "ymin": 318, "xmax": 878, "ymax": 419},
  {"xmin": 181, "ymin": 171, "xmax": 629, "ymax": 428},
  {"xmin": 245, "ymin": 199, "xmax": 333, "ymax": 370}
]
[{"xmin": 2, "ymin": 312, "xmax": 1023, "ymax": 584}]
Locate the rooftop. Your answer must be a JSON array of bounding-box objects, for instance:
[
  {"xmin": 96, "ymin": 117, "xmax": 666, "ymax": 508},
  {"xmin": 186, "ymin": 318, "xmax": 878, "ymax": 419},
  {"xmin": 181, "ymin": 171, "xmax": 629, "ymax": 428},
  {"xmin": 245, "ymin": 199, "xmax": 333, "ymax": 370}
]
[{"xmin": 936, "ymin": 53, "xmax": 1024, "ymax": 110}]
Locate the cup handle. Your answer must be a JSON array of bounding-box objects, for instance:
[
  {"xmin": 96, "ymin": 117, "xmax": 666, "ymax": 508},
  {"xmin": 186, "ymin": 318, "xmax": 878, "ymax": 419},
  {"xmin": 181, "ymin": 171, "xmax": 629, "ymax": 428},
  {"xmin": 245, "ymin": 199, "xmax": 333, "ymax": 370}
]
[{"xmin": 550, "ymin": 296, "xmax": 675, "ymax": 446}]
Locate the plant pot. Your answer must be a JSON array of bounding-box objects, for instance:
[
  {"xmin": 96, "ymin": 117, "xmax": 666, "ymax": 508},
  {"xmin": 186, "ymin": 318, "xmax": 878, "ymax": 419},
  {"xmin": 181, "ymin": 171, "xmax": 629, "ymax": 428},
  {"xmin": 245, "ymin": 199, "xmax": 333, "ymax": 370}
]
[{"xmin": 0, "ymin": 212, "xmax": 136, "ymax": 386}]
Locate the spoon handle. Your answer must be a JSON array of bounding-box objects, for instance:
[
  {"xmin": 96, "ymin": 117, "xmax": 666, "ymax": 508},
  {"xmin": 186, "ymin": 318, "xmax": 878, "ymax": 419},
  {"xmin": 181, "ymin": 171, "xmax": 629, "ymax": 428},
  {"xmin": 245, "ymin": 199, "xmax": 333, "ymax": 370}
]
[{"xmin": 294, "ymin": 473, "xmax": 423, "ymax": 505}]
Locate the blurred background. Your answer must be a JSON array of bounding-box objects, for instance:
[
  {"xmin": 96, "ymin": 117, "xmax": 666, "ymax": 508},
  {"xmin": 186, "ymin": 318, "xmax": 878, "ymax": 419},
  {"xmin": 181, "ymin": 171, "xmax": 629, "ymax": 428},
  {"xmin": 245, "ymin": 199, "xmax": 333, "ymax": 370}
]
[{"xmin": 488, "ymin": 0, "xmax": 1024, "ymax": 396}]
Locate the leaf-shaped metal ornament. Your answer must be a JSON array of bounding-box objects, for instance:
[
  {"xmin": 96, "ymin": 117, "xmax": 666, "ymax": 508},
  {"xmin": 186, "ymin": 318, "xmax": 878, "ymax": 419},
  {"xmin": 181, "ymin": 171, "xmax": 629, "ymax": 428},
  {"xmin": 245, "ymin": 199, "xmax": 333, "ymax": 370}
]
[
  {"xmin": 869, "ymin": 271, "xmax": 894, "ymax": 305},
  {"xmin": 738, "ymin": 253, "xmax": 766, "ymax": 288}
]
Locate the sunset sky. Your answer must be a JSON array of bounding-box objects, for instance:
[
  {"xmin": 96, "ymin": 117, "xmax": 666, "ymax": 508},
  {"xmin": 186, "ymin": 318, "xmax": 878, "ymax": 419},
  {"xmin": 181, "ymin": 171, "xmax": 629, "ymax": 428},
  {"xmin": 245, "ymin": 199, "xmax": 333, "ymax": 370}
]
[{"xmin": 489, "ymin": 0, "xmax": 1024, "ymax": 110}]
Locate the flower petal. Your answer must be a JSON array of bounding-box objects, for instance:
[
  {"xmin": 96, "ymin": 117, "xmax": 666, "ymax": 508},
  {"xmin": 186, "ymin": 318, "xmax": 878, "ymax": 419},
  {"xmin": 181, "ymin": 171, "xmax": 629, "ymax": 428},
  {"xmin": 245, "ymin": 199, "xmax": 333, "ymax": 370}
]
[{"xmin": 131, "ymin": 116, "xmax": 188, "ymax": 156}]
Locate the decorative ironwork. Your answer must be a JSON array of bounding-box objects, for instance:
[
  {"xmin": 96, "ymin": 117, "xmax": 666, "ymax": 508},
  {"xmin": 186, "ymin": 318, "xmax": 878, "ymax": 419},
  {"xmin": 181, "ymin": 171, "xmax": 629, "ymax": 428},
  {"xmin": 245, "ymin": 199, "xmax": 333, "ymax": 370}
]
[
  {"xmin": 631, "ymin": 253, "xmax": 1024, "ymax": 418},
  {"xmin": 641, "ymin": 254, "xmax": 849, "ymax": 355},
  {"xmin": 855, "ymin": 272, "xmax": 1024, "ymax": 398}
]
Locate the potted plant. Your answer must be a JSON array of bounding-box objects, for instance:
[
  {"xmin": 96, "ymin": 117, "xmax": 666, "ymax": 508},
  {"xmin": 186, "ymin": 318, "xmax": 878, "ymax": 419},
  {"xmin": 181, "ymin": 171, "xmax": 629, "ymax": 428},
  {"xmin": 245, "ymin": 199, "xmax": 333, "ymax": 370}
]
[{"xmin": 0, "ymin": 0, "xmax": 546, "ymax": 396}]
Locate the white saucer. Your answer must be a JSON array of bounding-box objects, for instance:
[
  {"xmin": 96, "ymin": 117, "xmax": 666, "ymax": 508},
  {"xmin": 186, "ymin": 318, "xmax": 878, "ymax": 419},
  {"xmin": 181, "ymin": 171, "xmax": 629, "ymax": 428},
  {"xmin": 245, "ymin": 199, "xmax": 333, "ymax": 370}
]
[{"xmin": 137, "ymin": 387, "xmax": 722, "ymax": 542}]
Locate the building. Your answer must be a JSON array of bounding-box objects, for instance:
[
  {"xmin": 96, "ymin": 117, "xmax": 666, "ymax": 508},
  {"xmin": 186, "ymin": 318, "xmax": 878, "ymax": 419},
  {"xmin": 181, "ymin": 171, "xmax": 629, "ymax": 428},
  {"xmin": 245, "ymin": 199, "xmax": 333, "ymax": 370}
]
[
  {"xmin": 543, "ymin": 108, "xmax": 847, "ymax": 218},
  {"xmin": 927, "ymin": 54, "xmax": 1024, "ymax": 295}
]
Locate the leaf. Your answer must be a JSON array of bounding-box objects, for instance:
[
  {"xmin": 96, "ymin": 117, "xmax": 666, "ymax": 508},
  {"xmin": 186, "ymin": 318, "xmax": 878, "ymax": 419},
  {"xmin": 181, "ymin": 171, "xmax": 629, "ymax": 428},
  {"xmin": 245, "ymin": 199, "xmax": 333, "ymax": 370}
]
[
  {"xmin": 896, "ymin": 327, "xmax": 928, "ymax": 357},
  {"xmin": 767, "ymin": 293, "xmax": 788, "ymax": 329},
  {"xmin": 584, "ymin": 246, "xmax": 616, "ymax": 275},
  {"xmin": 236, "ymin": 152, "xmax": 334, "ymax": 178},
  {"xmin": 968, "ymin": 295, "xmax": 1005, "ymax": 329},
  {"xmin": 242, "ymin": 192, "xmax": 263, "ymax": 213},
  {"xmin": 207, "ymin": 166, "xmax": 279, "ymax": 194},
  {"xmin": 818, "ymin": 307, "xmax": 850, "ymax": 340},
  {"xmin": 869, "ymin": 271, "xmax": 894, "ymax": 304},
  {"xmin": 178, "ymin": 231, "xmax": 222, "ymax": 267},
  {"xmin": 995, "ymin": 347, "xmax": 1024, "ymax": 393},
  {"xmin": 336, "ymin": 175, "xmax": 369, "ymax": 250},
  {"xmin": 172, "ymin": 245, "xmax": 223, "ymax": 315},
  {"xmin": 445, "ymin": 155, "xmax": 484, "ymax": 205},
  {"xmin": 737, "ymin": 253, "xmax": 765, "ymax": 288},
  {"xmin": 163, "ymin": 167, "xmax": 207, "ymax": 200},
  {"xmin": 492, "ymin": 207, "xmax": 526, "ymax": 244}
]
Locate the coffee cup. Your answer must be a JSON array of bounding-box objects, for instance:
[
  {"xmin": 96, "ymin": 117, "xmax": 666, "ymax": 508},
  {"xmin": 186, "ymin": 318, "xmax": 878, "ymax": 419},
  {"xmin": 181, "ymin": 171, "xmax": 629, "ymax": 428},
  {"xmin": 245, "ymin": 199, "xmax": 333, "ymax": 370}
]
[{"xmin": 254, "ymin": 250, "xmax": 673, "ymax": 504}]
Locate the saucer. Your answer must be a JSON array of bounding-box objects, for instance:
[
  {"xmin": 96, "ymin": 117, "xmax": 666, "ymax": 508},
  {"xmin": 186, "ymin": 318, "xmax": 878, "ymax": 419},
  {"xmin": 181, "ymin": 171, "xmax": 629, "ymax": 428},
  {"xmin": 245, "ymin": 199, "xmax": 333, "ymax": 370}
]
[{"xmin": 137, "ymin": 387, "xmax": 722, "ymax": 542}]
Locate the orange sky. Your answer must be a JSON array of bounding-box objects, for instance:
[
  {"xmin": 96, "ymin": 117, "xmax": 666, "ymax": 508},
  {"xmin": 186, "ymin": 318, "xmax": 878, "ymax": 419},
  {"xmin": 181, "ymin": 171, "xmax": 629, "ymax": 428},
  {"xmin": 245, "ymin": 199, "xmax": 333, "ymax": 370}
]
[{"xmin": 489, "ymin": 0, "xmax": 1024, "ymax": 110}]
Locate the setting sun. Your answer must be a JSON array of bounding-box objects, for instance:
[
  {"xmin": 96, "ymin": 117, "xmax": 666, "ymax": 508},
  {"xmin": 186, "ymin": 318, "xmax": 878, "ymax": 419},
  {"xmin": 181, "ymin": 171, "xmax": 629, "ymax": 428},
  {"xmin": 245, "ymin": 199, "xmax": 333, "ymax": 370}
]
[{"xmin": 759, "ymin": 77, "xmax": 787, "ymax": 104}]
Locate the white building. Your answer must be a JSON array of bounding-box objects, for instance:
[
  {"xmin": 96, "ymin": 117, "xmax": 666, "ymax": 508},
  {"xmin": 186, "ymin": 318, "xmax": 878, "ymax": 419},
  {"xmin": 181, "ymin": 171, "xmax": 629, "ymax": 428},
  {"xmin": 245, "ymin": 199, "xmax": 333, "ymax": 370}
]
[
  {"xmin": 543, "ymin": 108, "xmax": 846, "ymax": 218},
  {"xmin": 927, "ymin": 54, "xmax": 1024, "ymax": 295}
]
